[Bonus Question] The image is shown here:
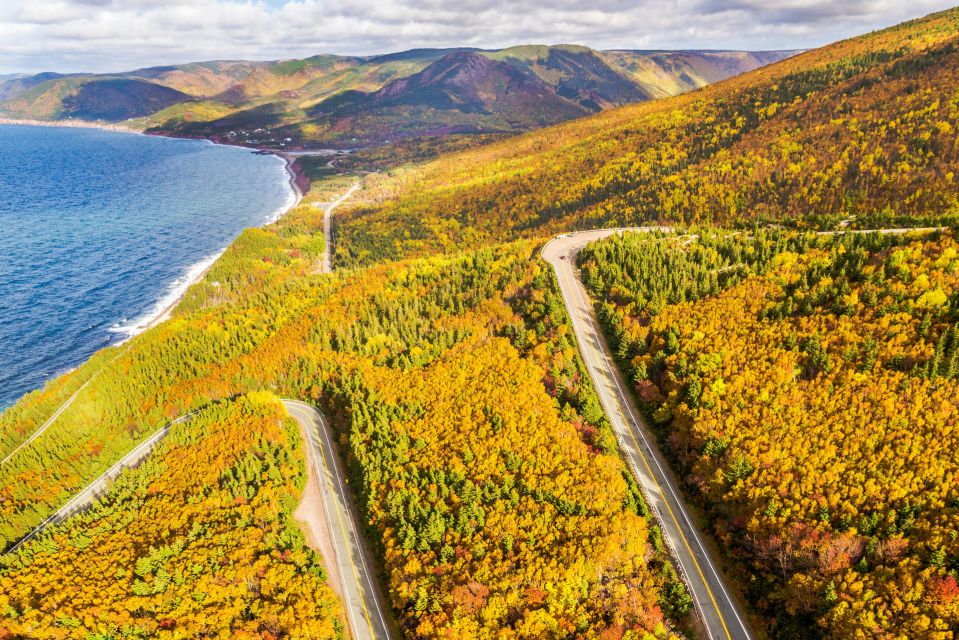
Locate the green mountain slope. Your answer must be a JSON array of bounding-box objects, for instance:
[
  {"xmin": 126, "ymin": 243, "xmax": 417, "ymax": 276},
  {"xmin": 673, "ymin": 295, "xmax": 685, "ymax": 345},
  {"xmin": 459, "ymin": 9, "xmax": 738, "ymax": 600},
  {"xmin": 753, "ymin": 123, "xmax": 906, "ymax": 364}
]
[
  {"xmin": 332, "ymin": 8, "xmax": 959, "ymax": 267},
  {"xmin": 0, "ymin": 46, "xmax": 793, "ymax": 148}
]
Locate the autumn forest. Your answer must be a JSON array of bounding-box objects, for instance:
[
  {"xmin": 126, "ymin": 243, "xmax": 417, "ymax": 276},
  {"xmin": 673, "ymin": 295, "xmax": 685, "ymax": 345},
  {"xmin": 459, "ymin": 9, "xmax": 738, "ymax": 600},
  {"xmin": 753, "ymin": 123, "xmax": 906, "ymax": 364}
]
[{"xmin": 3, "ymin": 6, "xmax": 959, "ymax": 640}]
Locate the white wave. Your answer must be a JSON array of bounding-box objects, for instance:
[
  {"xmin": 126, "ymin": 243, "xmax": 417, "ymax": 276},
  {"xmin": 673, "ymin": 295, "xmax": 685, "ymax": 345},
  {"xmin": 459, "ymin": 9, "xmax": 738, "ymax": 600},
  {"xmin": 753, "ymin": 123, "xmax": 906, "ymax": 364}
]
[
  {"xmin": 107, "ymin": 153, "xmax": 299, "ymax": 342},
  {"xmin": 107, "ymin": 249, "xmax": 224, "ymax": 341},
  {"xmin": 264, "ymin": 158, "xmax": 299, "ymax": 224}
]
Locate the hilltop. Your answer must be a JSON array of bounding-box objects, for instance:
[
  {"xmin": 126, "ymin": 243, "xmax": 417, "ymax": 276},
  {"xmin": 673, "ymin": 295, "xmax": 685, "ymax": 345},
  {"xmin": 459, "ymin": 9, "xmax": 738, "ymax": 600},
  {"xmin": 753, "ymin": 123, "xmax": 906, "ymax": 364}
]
[
  {"xmin": 0, "ymin": 46, "xmax": 795, "ymax": 148},
  {"xmin": 2, "ymin": 7, "xmax": 959, "ymax": 640}
]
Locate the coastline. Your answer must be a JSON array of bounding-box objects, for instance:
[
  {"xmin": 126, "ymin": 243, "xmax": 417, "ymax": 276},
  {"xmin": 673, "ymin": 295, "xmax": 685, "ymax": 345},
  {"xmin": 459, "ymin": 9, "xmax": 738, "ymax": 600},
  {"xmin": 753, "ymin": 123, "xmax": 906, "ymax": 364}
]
[
  {"xmin": 135, "ymin": 153, "xmax": 306, "ymax": 334},
  {"xmin": 1, "ymin": 117, "xmax": 308, "ymax": 339},
  {"xmin": 0, "ymin": 117, "xmax": 139, "ymax": 135}
]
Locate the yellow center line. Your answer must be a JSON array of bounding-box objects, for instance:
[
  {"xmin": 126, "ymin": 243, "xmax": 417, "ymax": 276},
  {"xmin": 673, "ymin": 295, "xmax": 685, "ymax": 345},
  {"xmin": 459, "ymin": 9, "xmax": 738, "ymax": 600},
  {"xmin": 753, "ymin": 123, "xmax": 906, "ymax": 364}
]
[
  {"xmin": 610, "ymin": 383, "xmax": 733, "ymax": 640},
  {"xmin": 304, "ymin": 405, "xmax": 377, "ymax": 638},
  {"xmin": 563, "ymin": 261, "xmax": 736, "ymax": 640}
]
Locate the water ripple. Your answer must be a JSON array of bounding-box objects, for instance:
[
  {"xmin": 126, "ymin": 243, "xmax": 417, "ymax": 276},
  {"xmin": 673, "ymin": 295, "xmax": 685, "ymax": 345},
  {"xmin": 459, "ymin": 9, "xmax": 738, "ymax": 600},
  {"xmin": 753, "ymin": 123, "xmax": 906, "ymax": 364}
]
[{"xmin": 0, "ymin": 124, "xmax": 292, "ymax": 409}]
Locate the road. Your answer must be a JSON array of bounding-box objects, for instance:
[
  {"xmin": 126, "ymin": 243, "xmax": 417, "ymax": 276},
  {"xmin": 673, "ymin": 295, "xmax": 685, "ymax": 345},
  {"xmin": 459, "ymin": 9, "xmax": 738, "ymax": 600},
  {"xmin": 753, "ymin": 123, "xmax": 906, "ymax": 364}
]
[
  {"xmin": 543, "ymin": 229, "xmax": 752, "ymax": 640},
  {"xmin": 283, "ymin": 400, "xmax": 392, "ymax": 640},
  {"xmin": 319, "ymin": 182, "xmax": 361, "ymax": 274},
  {"xmin": 5, "ymin": 414, "xmax": 190, "ymax": 554},
  {"xmin": 10, "ymin": 398, "xmax": 394, "ymax": 639}
]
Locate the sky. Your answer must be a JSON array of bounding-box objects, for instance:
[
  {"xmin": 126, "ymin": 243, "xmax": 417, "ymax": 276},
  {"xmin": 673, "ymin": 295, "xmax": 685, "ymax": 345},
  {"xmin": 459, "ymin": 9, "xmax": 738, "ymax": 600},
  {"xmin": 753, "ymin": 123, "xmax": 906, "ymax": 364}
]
[{"xmin": 0, "ymin": 0, "xmax": 956, "ymax": 74}]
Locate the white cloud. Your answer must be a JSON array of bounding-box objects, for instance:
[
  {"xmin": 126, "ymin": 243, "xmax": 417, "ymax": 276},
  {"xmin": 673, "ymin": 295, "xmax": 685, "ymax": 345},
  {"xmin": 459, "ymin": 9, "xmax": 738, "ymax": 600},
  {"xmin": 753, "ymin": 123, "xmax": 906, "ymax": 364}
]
[{"xmin": 0, "ymin": 0, "xmax": 954, "ymax": 74}]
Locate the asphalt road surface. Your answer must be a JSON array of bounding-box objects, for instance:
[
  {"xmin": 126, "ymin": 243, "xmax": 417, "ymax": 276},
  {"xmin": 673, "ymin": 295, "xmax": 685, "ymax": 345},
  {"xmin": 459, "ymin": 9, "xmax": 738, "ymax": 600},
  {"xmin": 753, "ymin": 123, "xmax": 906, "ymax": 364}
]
[
  {"xmin": 543, "ymin": 229, "xmax": 753, "ymax": 640},
  {"xmin": 283, "ymin": 399, "xmax": 392, "ymax": 640}
]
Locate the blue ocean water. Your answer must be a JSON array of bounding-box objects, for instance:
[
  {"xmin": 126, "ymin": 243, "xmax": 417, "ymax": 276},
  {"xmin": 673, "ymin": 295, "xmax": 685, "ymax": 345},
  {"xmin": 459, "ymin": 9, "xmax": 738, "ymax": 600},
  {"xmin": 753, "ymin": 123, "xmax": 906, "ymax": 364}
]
[{"xmin": 0, "ymin": 124, "xmax": 295, "ymax": 409}]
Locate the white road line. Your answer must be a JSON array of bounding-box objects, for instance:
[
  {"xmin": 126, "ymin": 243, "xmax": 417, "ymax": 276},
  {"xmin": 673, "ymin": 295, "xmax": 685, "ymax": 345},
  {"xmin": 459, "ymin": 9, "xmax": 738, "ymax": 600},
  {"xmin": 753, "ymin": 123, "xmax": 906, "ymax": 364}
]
[
  {"xmin": 283, "ymin": 399, "xmax": 391, "ymax": 640},
  {"xmin": 5, "ymin": 413, "xmax": 190, "ymax": 554}
]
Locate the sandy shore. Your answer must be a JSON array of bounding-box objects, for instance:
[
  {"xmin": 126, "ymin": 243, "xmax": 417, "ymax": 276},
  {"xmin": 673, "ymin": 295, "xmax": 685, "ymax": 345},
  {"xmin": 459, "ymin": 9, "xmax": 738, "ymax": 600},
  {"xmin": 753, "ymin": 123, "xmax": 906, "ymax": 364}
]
[{"xmin": 0, "ymin": 117, "xmax": 139, "ymax": 134}]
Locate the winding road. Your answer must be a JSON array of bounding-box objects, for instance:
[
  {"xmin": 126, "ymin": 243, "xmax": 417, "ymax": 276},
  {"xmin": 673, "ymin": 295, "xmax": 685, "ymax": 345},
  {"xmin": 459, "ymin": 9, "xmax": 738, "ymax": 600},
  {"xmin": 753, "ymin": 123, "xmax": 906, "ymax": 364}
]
[
  {"xmin": 283, "ymin": 400, "xmax": 392, "ymax": 640},
  {"xmin": 6, "ymin": 184, "xmax": 942, "ymax": 639},
  {"xmin": 543, "ymin": 229, "xmax": 753, "ymax": 640},
  {"xmin": 318, "ymin": 182, "xmax": 361, "ymax": 274}
]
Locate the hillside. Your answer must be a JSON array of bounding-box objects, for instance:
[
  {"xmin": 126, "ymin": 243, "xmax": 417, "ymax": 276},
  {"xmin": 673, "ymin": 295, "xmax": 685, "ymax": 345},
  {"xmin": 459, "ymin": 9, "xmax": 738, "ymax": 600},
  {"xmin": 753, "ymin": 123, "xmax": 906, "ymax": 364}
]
[
  {"xmin": 0, "ymin": 393, "xmax": 347, "ymax": 638},
  {"xmin": 303, "ymin": 51, "xmax": 595, "ymax": 144},
  {"xmin": 0, "ymin": 46, "xmax": 793, "ymax": 147},
  {"xmin": 332, "ymin": 8, "xmax": 959, "ymax": 267},
  {"xmin": 3, "ymin": 7, "xmax": 959, "ymax": 640},
  {"xmin": 604, "ymin": 49, "xmax": 801, "ymax": 99}
]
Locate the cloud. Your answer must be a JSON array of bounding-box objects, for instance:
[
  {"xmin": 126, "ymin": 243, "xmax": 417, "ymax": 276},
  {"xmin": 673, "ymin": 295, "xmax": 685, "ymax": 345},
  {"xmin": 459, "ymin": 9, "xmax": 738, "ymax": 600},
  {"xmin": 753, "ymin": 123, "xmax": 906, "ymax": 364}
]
[{"xmin": 0, "ymin": 0, "xmax": 954, "ymax": 74}]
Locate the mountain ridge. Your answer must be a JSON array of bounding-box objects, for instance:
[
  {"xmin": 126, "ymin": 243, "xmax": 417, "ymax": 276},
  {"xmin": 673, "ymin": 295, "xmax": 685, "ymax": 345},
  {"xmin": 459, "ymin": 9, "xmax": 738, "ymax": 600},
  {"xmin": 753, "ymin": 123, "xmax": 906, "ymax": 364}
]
[{"xmin": 0, "ymin": 45, "xmax": 797, "ymax": 147}]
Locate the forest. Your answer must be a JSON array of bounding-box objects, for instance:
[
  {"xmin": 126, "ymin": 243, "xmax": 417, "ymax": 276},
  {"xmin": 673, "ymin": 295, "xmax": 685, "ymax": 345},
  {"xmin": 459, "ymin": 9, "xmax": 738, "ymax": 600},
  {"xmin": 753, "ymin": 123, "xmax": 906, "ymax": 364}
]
[
  {"xmin": 579, "ymin": 229, "xmax": 959, "ymax": 638},
  {"xmin": 3, "ymin": 6, "xmax": 959, "ymax": 640},
  {"xmin": 0, "ymin": 173, "xmax": 690, "ymax": 637}
]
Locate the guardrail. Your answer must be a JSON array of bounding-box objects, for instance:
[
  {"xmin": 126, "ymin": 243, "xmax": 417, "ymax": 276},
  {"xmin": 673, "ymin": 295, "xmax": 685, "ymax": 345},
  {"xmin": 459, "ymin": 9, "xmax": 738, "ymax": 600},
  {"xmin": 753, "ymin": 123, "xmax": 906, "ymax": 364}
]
[{"xmin": 5, "ymin": 413, "xmax": 193, "ymax": 555}]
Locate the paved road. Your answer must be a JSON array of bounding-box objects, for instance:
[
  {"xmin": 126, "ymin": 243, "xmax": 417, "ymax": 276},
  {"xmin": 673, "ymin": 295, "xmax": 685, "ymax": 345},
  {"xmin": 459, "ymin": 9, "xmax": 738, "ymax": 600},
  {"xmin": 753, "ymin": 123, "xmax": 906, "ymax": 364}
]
[
  {"xmin": 283, "ymin": 400, "xmax": 392, "ymax": 640},
  {"xmin": 543, "ymin": 229, "xmax": 752, "ymax": 640},
  {"xmin": 5, "ymin": 414, "xmax": 190, "ymax": 554},
  {"xmin": 319, "ymin": 183, "xmax": 360, "ymax": 274},
  {"xmin": 0, "ymin": 369, "xmax": 104, "ymax": 468}
]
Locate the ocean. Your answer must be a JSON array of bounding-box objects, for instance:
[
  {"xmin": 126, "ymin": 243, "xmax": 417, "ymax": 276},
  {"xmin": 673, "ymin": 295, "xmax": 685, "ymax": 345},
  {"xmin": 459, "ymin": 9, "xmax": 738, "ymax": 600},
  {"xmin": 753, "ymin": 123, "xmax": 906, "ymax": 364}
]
[{"xmin": 0, "ymin": 124, "xmax": 295, "ymax": 410}]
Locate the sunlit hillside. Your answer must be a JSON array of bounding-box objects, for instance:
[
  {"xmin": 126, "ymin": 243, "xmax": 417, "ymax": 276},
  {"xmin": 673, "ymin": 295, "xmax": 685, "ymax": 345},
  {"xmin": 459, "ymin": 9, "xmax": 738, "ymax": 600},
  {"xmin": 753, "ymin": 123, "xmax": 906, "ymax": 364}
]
[{"xmin": 334, "ymin": 8, "xmax": 959, "ymax": 267}]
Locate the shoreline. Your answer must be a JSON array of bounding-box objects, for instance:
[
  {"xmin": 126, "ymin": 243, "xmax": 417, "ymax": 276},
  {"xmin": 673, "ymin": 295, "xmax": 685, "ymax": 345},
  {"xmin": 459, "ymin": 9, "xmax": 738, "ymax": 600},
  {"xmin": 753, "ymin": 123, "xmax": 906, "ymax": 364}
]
[
  {"xmin": 0, "ymin": 117, "xmax": 140, "ymax": 135},
  {"xmin": 2, "ymin": 117, "xmax": 309, "ymax": 337},
  {"xmin": 135, "ymin": 153, "xmax": 305, "ymax": 334}
]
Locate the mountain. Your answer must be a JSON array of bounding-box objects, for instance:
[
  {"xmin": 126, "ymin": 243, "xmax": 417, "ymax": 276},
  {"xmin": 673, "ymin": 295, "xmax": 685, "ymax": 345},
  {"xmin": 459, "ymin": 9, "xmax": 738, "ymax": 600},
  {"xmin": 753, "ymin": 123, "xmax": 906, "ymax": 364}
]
[
  {"xmin": 0, "ymin": 46, "xmax": 795, "ymax": 147},
  {"xmin": 486, "ymin": 44, "xmax": 654, "ymax": 108},
  {"xmin": 0, "ymin": 72, "xmax": 70, "ymax": 101},
  {"xmin": 2, "ymin": 7, "xmax": 959, "ymax": 640},
  {"xmin": 334, "ymin": 8, "xmax": 959, "ymax": 265},
  {"xmin": 304, "ymin": 51, "xmax": 594, "ymax": 143},
  {"xmin": 0, "ymin": 76, "xmax": 191, "ymax": 121}
]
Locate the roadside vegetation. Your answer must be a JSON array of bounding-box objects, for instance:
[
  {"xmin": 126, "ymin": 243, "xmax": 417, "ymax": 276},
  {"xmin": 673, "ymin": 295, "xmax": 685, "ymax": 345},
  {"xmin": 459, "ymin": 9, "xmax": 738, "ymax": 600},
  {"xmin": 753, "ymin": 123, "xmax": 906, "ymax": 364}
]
[
  {"xmin": 579, "ymin": 229, "xmax": 959, "ymax": 637},
  {"xmin": 0, "ymin": 393, "xmax": 345, "ymax": 639}
]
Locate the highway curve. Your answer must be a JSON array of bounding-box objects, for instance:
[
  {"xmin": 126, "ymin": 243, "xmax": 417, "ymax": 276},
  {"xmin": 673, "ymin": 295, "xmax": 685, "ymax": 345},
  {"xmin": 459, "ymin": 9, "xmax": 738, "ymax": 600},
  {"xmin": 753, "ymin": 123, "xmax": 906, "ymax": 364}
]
[
  {"xmin": 543, "ymin": 229, "xmax": 753, "ymax": 640},
  {"xmin": 283, "ymin": 399, "xmax": 392, "ymax": 640}
]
